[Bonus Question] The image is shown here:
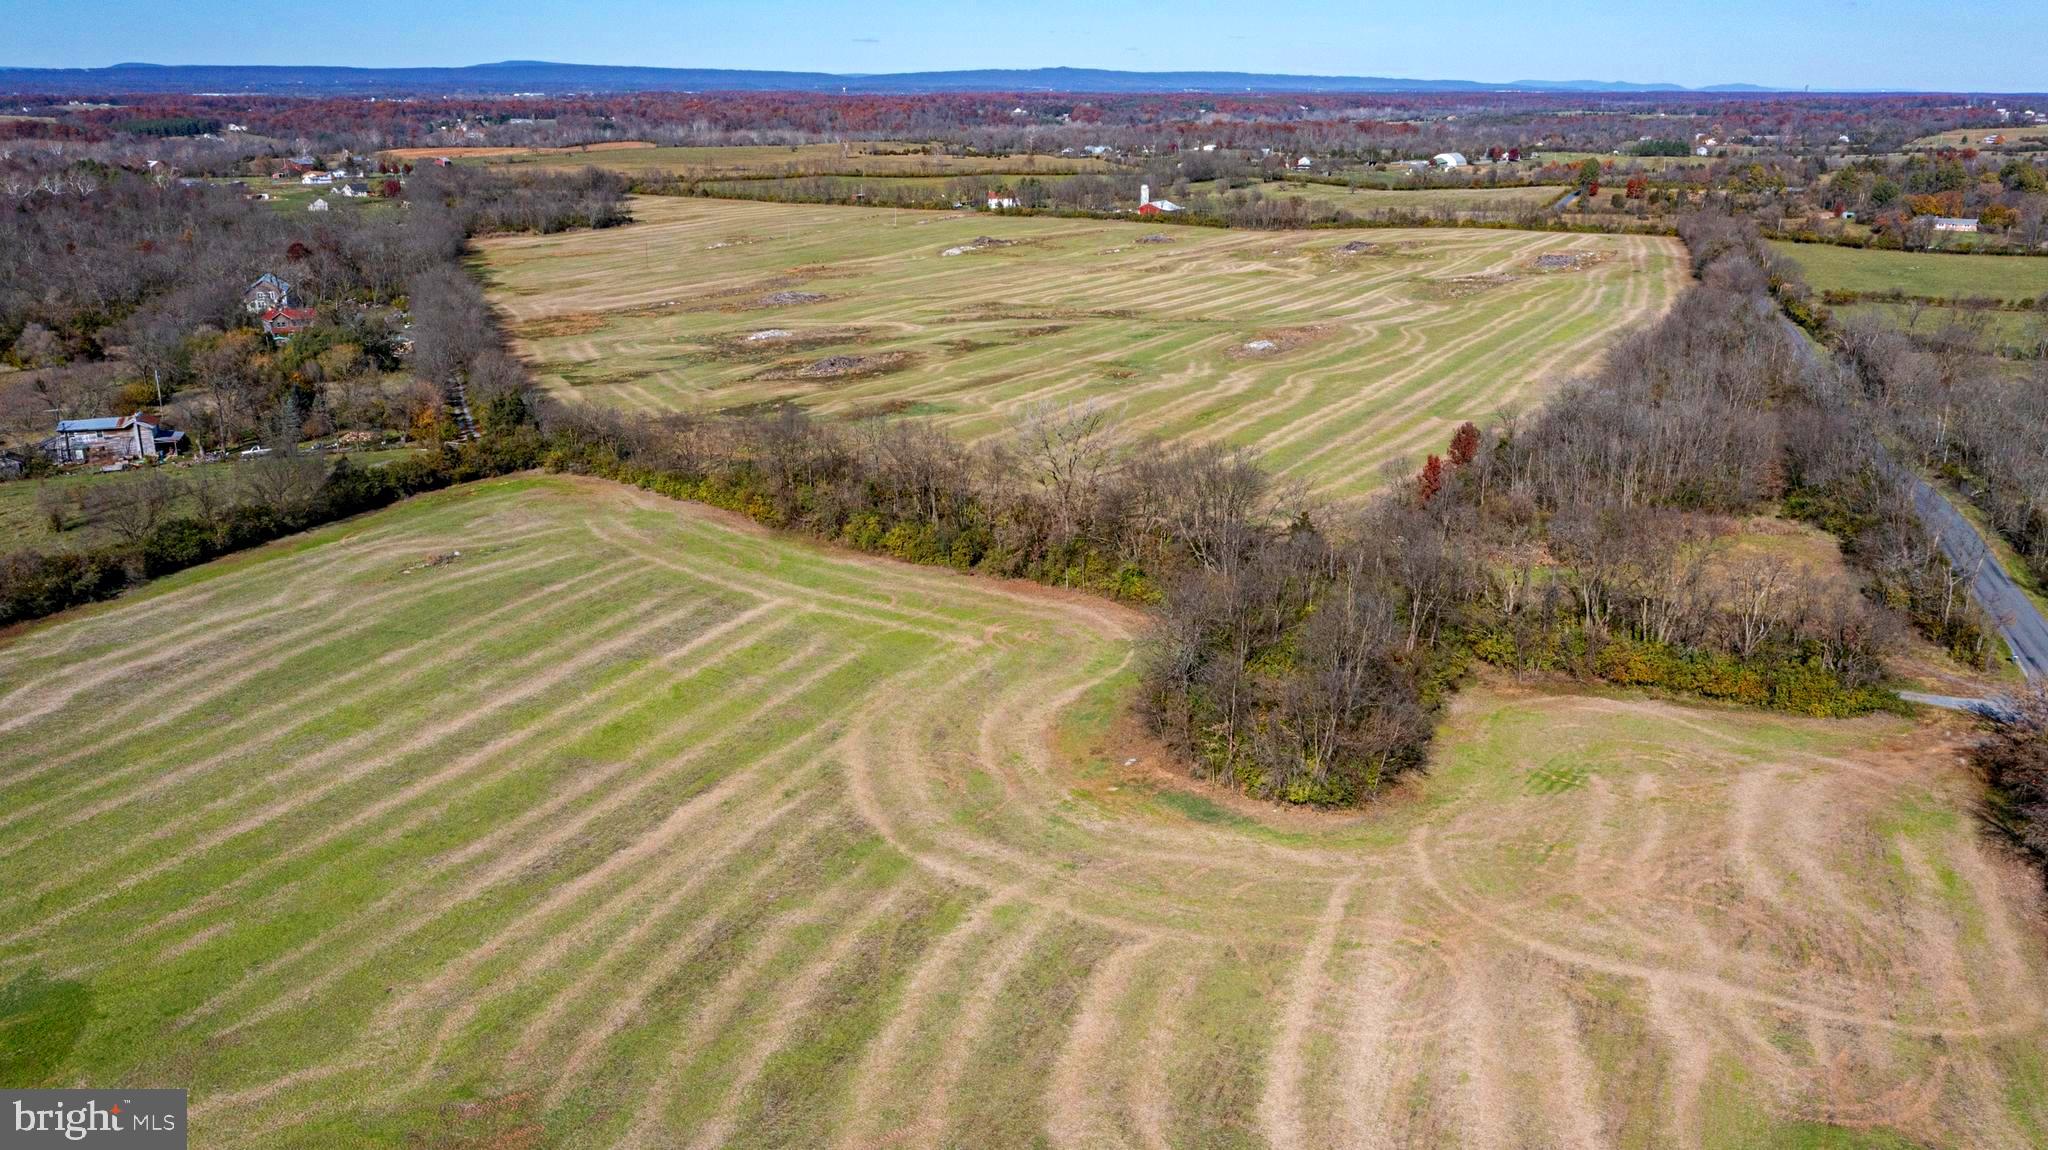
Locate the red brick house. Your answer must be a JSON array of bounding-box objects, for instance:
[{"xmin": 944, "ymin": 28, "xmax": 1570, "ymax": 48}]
[{"xmin": 261, "ymin": 306, "xmax": 316, "ymax": 340}]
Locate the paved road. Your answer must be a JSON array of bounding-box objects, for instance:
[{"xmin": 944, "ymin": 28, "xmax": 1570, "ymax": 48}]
[
  {"xmin": 1774, "ymin": 311, "xmax": 2046, "ymax": 683},
  {"xmin": 1901, "ymin": 471, "xmax": 2048, "ymax": 682},
  {"xmin": 1899, "ymin": 691, "xmax": 2021, "ymax": 721}
]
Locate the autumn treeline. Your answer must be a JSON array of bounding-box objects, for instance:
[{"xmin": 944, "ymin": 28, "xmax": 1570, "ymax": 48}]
[
  {"xmin": 1138, "ymin": 211, "xmax": 1997, "ymax": 804},
  {"xmin": 1837, "ymin": 315, "xmax": 2048, "ymax": 587},
  {"xmin": 8, "ymin": 87, "xmax": 1993, "ymax": 165},
  {"xmin": 514, "ymin": 211, "xmax": 2006, "ymax": 807},
  {"xmin": 523, "ymin": 275, "xmax": 1928, "ymax": 806},
  {"xmin": 1140, "ymin": 261, "xmax": 1874, "ymax": 804},
  {"xmin": 0, "ymin": 160, "xmax": 625, "ymax": 449}
]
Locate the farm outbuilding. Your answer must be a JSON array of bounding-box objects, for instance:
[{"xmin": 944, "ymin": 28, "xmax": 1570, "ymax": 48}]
[
  {"xmin": 39, "ymin": 413, "xmax": 185, "ymax": 466},
  {"xmin": 1136, "ymin": 183, "xmax": 1181, "ymax": 214}
]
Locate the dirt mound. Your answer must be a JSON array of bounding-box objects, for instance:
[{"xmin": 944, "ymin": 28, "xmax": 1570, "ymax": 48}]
[
  {"xmin": 757, "ymin": 351, "xmax": 914, "ymax": 382},
  {"xmin": 941, "ymin": 236, "xmax": 1016, "ymax": 257},
  {"xmin": 758, "ymin": 291, "xmax": 827, "ymax": 306},
  {"xmin": 1531, "ymin": 251, "xmax": 1608, "ymax": 272},
  {"xmin": 1136, "ymin": 233, "xmax": 1176, "ymax": 245},
  {"xmin": 1230, "ymin": 326, "xmax": 1326, "ymax": 358},
  {"xmin": 698, "ymin": 327, "xmax": 866, "ymax": 361},
  {"xmin": 1334, "ymin": 239, "xmax": 1378, "ymax": 255}
]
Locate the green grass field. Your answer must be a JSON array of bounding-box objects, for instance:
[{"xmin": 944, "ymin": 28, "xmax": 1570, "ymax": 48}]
[
  {"xmin": 1196, "ymin": 178, "xmax": 1565, "ymax": 214},
  {"xmin": 686, "ymin": 174, "xmax": 1564, "ymax": 219},
  {"xmin": 0, "ymin": 450, "xmax": 424, "ymax": 554},
  {"xmin": 479, "ymin": 196, "xmax": 1685, "ymax": 500},
  {"xmin": 1907, "ymin": 125, "xmax": 2048, "ymax": 150},
  {"xmin": 203, "ymin": 177, "xmax": 397, "ymax": 216},
  {"xmin": 1834, "ymin": 299, "xmax": 2047, "ymax": 355},
  {"xmin": 1771, "ymin": 240, "xmax": 2048, "ymax": 302},
  {"xmin": 2, "ymin": 475, "xmax": 2044, "ymax": 1147}
]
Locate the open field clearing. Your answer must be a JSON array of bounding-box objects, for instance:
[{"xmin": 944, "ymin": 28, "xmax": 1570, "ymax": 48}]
[
  {"xmin": 379, "ymin": 141, "xmax": 664, "ymax": 161},
  {"xmin": 1196, "ymin": 178, "xmax": 1565, "ymax": 214},
  {"xmin": 0, "ymin": 450, "xmax": 425, "ymax": 554},
  {"xmin": 1833, "ymin": 300, "xmax": 2046, "ymax": 356},
  {"xmin": 1908, "ymin": 125, "xmax": 2048, "ymax": 150},
  {"xmin": 439, "ymin": 142, "xmax": 1115, "ymax": 178},
  {"xmin": 481, "ymin": 197, "xmax": 1684, "ymax": 500},
  {"xmin": 691, "ymin": 175, "xmax": 1564, "ymax": 217},
  {"xmin": 3, "ymin": 474, "xmax": 2047, "ymax": 1147},
  {"xmin": 1771, "ymin": 241, "xmax": 2048, "ymax": 301}
]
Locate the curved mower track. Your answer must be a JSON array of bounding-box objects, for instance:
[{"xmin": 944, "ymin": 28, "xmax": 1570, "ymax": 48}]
[
  {"xmin": 479, "ymin": 197, "xmax": 1689, "ymax": 502},
  {"xmin": 2, "ymin": 475, "xmax": 2045, "ymax": 1148}
]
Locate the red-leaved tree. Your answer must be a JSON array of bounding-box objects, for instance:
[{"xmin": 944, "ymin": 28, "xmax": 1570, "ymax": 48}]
[
  {"xmin": 1447, "ymin": 422, "xmax": 1480, "ymax": 468},
  {"xmin": 1416, "ymin": 454, "xmax": 1445, "ymax": 504}
]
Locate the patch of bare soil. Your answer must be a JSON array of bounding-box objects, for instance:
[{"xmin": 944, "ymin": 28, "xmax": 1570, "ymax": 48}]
[
  {"xmin": 511, "ymin": 313, "xmax": 607, "ymax": 340},
  {"xmin": 941, "ymin": 236, "xmax": 1017, "ymax": 257},
  {"xmin": 400, "ymin": 551, "xmax": 464, "ymax": 575},
  {"xmin": 758, "ymin": 290, "xmax": 828, "ymax": 307},
  {"xmin": 1530, "ymin": 251, "xmax": 1611, "ymax": 273},
  {"xmin": 942, "ymin": 338, "xmax": 1004, "ymax": 353},
  {"xmin": 694, "ymin": 327, "xmax": 867, "ymax": 362},
  {"xmin": 1333, "ymin": 239, "xmax": 1379, "ymax": 255},
  {"xmin": 1136, "ymin": 233, "xmax": 1176, "ymax": 245},
  {"xmin": 757, "ymin": 351, "xmax": 915, "ymax": 382},
  {"xmin": 1414, "ymin": 272, "xmax": 1519, "ymax": 299},
  {"xmin": 947, "ymin": 303, "xmax": 1140, "ymax": 324},
  {"xmin": 1230, "ymin": 326, "xmax": 1328, "ymax": 358}
]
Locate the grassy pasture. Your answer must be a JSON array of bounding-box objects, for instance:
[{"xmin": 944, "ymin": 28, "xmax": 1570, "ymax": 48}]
[
  {"xmin": 1, "ymin": 475, "xmax": 2044, "ymax": 1146},
  {"xmin": 1833, "ymin": 299, "xmax": 2047, "ymax": 355},
  {"xmin": 694, "ymin": 175, "xmax": 1565, "ymax": 217},
  {"xmin": 479, "ymin": 196, "xmax": 1685, "ymax": 500},
  {"xmin": 0, "ymin": 451, "xmax": 424, "ymax": 554},
  {"xmin": 1199, "ymin": 178, "xmax": 1565, "ymax": 213},
  {"xmin": 204, "ymin": 177, "xmax": 395, "ymax": 216},
  {"xmin": 1907, "ymin": 125, "xmax": 2048, "ymax": 150},
  {"xmin": 1771, "ymin": 240, "xmax": 2048, "ymax": 302}
]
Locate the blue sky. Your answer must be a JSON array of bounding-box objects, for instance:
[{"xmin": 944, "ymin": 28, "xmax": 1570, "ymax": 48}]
[{"xmin": 5, "ymin": 0, "xmax": 2044, "ymax": 91}]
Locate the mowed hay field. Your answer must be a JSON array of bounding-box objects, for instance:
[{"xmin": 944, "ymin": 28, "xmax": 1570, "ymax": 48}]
[
  {"xmin": 5, "ymin": 475, "xmax": 2048, "ymax": 1148},
  {"xmin": 1770, "ymin": 241, "xmax": 2048, "ymax": 301},
  {"xmin": 480, "ymin": 197, "xmax": 1685, "ymax": 500},
  {"xmin": 1197, "ymin": 178, "xmax": 1566, "ymax": 214}
]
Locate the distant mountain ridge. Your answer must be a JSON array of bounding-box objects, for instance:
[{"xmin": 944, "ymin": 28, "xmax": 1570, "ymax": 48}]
[{"xmin": 0, "ymin": 60, "xmax": 1816, "ymax": 97}]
